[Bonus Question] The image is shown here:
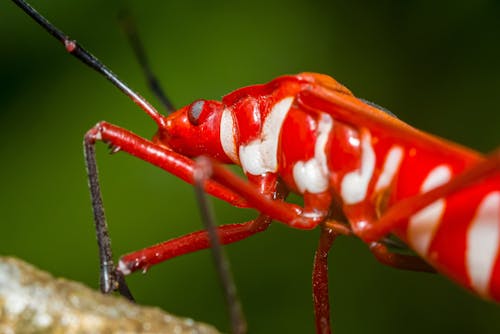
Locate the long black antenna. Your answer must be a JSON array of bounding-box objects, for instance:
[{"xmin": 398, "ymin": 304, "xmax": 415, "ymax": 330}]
[
  {"xmin": 14, "ymin": 3, "xmax": 247, "ymax": 332},
  {"xmin": 10, "ymin": 0, "xmax": 149, "ymax": 300},
  {"xmin": 118, "ymin": 11, "xmax": 176, "ymax": 114},
  {"xmin": 11, "ymin": 0, "xmax": 165, "ymax": 127}
]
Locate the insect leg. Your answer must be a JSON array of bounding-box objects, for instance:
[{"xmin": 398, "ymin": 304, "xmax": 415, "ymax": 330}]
[
  {"xmin": 118, "ymin": 155, "xmax": 289, "ymax": 275},
  {"xmin": 368, "ymin": 242, "xmax": 436, "ymax": 273},
  {"xmin": 323, "ymin": 211, "xmax": 433, "ymax": 273},
  {"xmin": 312, "ymin": 225, "xmax": 337, "ymax": 334},
  {"xmin": 206, "ymin": 159, "xmax": 327, "ymax": 230},
  {"xmin": 83, "ymin": 122, "xmax": 263, "ymax": 295},
  {"xmin": 86, "ymin": 122, "xmax": 248, "ymax": 207},
  {"xmin": 119, "ymin": 218, "xmax": 270, "ymax": 275},
  {"xmin": 84, "ymin": 130, "xmax": 134, "ymax": 300},
  {"xmin": 118, "ymin": 14, "xmax": 248, "ymax": 327}
]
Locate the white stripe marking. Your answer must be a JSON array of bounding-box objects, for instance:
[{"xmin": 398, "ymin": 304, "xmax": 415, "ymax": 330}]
[
  {"xmin": 315, "ymin": 114, "xmax": 332, "ymax": 176},
  {"xmin": 341, "ymin": 129, "xmax": 376, "ymax": 204},
  {"xmin": 375, "ymin": 146, "xmax": 404, "ymax": 191},
  {"xmin": 293, "ymin": 114, "xmax": 333, "ymax": 193},
  {"xmin": 408, "ymin": 165, "xmax": 452, "ymax": 256},
  {"xmin": 239, "ymin": 97, "xmax": 293, "ymax": 175},
  {"xmin": 466, "ymin": 191, "xmax": 500, "ymax": 298},
  {"xmin": 293, "ymin": 160, "xmax": 327, "ymax": 193},
  {"xmin": 220, "ymin": 107, "xmax": 239, "ymax": 163}
]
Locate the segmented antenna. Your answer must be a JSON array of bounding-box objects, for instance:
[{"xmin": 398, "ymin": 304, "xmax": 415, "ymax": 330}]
[
  {"xmin": 11, "ymin": 0, "xmax": 165, "ymax": 127},
  {"xmin": 118, "ymin": 11, "xmax": 176, "ymax": 114},
  {"xmin": 14, "ymin": 2, "xmax": 247, "ymax": 332}
]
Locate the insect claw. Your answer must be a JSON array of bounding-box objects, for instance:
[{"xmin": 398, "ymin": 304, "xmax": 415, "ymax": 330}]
[
  {"xmin": 115, "ymin": 270, "xmax": 136, "ymax": 302},
  {"xmin": 109, "ymin": 144, "xmax": 122, "ymax": 154}
]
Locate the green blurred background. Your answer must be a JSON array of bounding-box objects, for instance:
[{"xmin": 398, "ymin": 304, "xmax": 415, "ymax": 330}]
[{"xmin": 1, "ymin": 0, "xmax": 499, "ymax": 333}]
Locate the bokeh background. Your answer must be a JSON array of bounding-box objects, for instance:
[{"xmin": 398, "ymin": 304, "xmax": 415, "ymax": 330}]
[{"xmin": 1, "ymin": 0, "xmax": 500, "ymax": 333}]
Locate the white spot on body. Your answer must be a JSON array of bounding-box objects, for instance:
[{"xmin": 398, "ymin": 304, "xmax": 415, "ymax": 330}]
[
  {"xmin": 341, "ymin": 129, "xmax": 376, "ymax": 204},
  {"xmin": 375, "ymin": 146, "xmax": 404, "ymax": 191},
  {"xmin": 419, "ymin": 165, "xmax": 452, "ymax": 194},
  {"xmin": 408, "ymin": 200, "xmax": 446, "ymax": 256},
  {"xmin": 348, "ymin": 136, "xmax": 360, "ymax": 147},
  {"xmin": 239, "ymin": 97, "xmax": 294, "ymax": 175},
  {"xmin": 293, "ymin": 160, "xmax": 328, "ymax": 193},
  {"xmin": 466, "ymin": 191, "xmax": 500, "ymax": 298},
  {"xmin": 219, "ymin": 107, "xmax": 239, "ymax": 163},
  {"xmin": 239, "ymin": 143, "xmax": 266, "ymax": 175},
  {"xmin": 408, "ymin": 165, "xmax": 452, "ymax": 256},
  {"xmin": 293, "ymin": 113, "xmax": 333, "ymax": 193}
]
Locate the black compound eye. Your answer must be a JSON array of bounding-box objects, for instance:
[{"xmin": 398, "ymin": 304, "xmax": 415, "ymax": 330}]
[{"xmin": 187, "ymin": 100, "xmax": 205, "ymax": 125}]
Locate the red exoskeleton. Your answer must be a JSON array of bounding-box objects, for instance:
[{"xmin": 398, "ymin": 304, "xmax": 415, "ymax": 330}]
[{"xmin": 12, "ymin": 1, "xmax": 500, "ymax": 333}]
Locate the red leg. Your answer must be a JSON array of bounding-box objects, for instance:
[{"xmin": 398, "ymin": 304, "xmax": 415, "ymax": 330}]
[
  {"xmin": 84, "ymin": 122, "xmax": 254, "ymax": 294},
  {"xmin": 368, "ymin": 242, "xmax": 435, "ymax": 273},
  {"xmin": 86, "ymin": 121, "xmax": 249, "ymax": 208},
  {"xmin": 118, "ymin": 216, "xmax": 271, "ymax": 275},
  {"xmin": 313, "ymin": 225, "xmax": 337, "ymax": 334},
  {"xmin": 323, "ymin": 217, "xmax": 435, "ymax": 273},
  {"xmin": 209, "ymin": 162, "xmax": 327, "ymax": 230}
]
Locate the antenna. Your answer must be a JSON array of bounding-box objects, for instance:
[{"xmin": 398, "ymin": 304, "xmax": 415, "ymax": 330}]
[
  {"xmin": 118, "ymin": 11, "xmax": 175, "ymax": 114},
  {"xmin": 11, "ymin": 0, "xmax": 165, "ymax": 127}
]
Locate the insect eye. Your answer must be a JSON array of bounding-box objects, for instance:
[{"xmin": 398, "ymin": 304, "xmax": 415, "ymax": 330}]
[{"xmin": 187, "ymin": 100, "xmax": 206, "ymax": 125}]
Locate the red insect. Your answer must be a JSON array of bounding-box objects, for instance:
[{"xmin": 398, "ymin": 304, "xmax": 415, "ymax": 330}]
[
  {"xmin": 121, "ymin": 71, "xmax": 500, "ymax": 299},
  {"xmin": 13, "ymin": 1, "xmax": 500, "ymax": 333}
]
